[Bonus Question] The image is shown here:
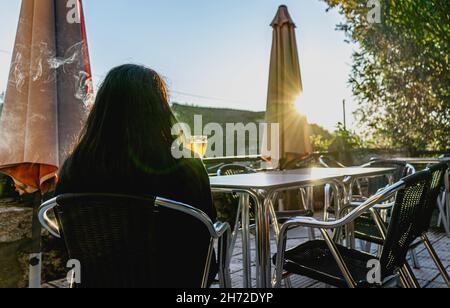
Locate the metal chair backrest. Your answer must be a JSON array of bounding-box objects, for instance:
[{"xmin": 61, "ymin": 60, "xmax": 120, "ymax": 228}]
[
  {"xmin": 420, "ymin": 163, "xmax": 448, "ymax": 234},
  {"xmin": 319, "ymin": 155, "xmax": 346, "ymax": 168},
  {"xmin": 366, "ymin": 159, "xmax": 415, "ymax": 181},
  {"xmin": 44, "ymin": 194, "xmax": 217, "ymax": 288},
  {"xmin": 380, "ymin": 171, "xmax": 432, "ymax": 277},
  {"xmin": 217, "ymin": 164, "xmax": 257, "ymax": 176},
  {"xmin": 363, "ymin": 160, "xmax": 416, "ymax": 196}
]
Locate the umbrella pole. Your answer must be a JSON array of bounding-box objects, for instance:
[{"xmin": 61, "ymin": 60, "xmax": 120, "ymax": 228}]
[
  {"xmin": 29, "ymin": 253, "xmax": 42, "ymax": 289},
  {"xmin": 28, "ymin": 192, "xmax": 43, "ymax": 289}
]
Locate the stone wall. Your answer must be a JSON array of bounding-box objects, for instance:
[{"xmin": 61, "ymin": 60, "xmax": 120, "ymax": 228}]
[
  {"xmin": 0, "ymin": 205, "xmax": 32, "ymax": 288},
  {"xmin": 0, "ymin": 203, "xmax": 68, "ymax": 288}
]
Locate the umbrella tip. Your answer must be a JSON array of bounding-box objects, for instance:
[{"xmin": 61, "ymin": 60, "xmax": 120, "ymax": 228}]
[{"xmin": 271, "ymin": 5, "xmax": 296, "ymax": 28}]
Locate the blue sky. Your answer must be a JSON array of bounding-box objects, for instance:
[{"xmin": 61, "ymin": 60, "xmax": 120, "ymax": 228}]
[{"xmin": 0, "ymin": 0, "xmax": 357, "ymax": 131}]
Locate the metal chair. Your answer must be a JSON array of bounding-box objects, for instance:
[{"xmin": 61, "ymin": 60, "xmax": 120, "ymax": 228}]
[
  {"xmin": 353, "ymin": 160, "xmax": 416, "ymax": 250},
  {"xmin": 216, "ymin": 164, "xmax": 257, "ymax": 255},
  {"xmin": 363, "ymin": 159, "xmax": 416, "ymax": 196},
  {"xmin": 217, "ymin": 164, "xmax": 257, "ymax": 177},
  {"xmin": 273, "ymin": 171, "xmax": 432, "ymax": 288},
  {"xmin": 352, "ymin": 162, "xmax": 449, "ymax": 279},
  {"xmin": 413, "ymin": 163, "xmax": 450, "ymax": 286},
  {"xmin": 320, "ymin": 155, "xmax": 360, "ymax": 222},
  {"xmin": 319, "ymin": 155, "xmax": 347, "ymax": 168},
  {"xmin": 39, "ymin": 194, "xmax": 231, "ymax": 288}
]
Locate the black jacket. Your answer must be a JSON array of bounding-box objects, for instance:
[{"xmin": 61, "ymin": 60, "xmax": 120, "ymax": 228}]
[{"xmin": 55, "ymin": 156, "xmax": 218, "ymax": 288}]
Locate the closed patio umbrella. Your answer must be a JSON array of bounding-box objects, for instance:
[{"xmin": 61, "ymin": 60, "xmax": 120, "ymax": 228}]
[
  {"xmin": 0, "ymin": 0, "xmax": 93, "ymax": 288},
  {"xmin": 263, "ymin": 5, "xmax": 312, "ymax": 170}
]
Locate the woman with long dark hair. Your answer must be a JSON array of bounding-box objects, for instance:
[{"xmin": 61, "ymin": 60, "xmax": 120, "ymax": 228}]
[{"xmin": 55, "ymin": 64, "xmax": 217, "ymax": 287}]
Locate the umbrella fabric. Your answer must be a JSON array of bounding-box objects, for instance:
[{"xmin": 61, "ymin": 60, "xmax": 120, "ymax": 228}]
[
  {"xmin": 264, "ymin": 5, "xmax": 312, "ymax": 170},
  {"xmin": 0, "ymin": 0, "xmax": 93, "ymax": 194}
]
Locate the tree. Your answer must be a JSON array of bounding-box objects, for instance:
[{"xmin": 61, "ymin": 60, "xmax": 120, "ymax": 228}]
[{"xmin": 322, "ymin": 0, "xmax": 450, "ymax": 151}]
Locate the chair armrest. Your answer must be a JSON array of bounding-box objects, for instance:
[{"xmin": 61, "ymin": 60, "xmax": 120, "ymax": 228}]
[
  {"xmin": 349, "ymin": 201, "xmax": 395, "ymax": 210},
  {"xmin": 38, "ymin": 197, "xmax": 61, "ymax": 238},
  {"xmin": 213, "ymin": 222, "xmax": 231, "ymax": 239},
  {"xmin": 280, "ymin": 180, "xmax": 404, "ymax": 232}
]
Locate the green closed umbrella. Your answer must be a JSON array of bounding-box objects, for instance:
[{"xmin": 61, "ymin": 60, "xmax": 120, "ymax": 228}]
[{"xmin": 263, "ymin": 5, "xmax": 312, "ymax": 170}]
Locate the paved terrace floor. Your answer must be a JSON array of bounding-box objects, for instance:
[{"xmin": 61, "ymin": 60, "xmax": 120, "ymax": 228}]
[{"xmin": 44, "ymin": 226, "xmax": 450, "ymax": 289}]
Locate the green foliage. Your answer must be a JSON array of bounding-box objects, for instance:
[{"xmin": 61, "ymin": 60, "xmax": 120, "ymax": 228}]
[
  {"xmin": 311, "ymin": 134, "xmax": 333, "ymax": 152},
  {"xmin": 310, "ymin": 123, "xmax": 334, "ymax": 152},
  {"xmin": 322, "ymin": 0, "xmax": 450, "ymax": 151},
  {"xmin": 334, "ymin": 122, "xmax": 365, "ymax": 149},
  {"xmin": 311, "ymin": 122, "xmax": 367, "ymax": 152}
]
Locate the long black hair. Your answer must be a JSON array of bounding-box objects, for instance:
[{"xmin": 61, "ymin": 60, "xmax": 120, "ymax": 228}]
[{"xmin": 69, "ymin": 64, "xmax": 178, "ymax": 177}]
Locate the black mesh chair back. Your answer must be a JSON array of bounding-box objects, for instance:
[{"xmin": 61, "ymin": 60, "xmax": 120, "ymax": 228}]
[
  {"xmin": 380, "ymin": 171, "xmax": 431, "ymax": 277},
  {"xmin": 54, "ymin": 194, "xmax": 213, "ymax": 288},
  {"xmin": 366, "ymin": 160, "xmax": 412, "ymax": 182},
  {"xmin": 420, "ymin": 163, "xmax": 448, "ymax": 234},
  {"xmin": 217, "ymin": 164, "xmax": 257, "ymax": 176},
  {"xmin": 364, "ymin": 160, "xmax": 414, "ymax": 196}
]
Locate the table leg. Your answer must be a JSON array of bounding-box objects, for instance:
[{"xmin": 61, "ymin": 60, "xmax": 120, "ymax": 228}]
[
  {"xmin": 306, "ymin": 186, "xmax": 316, "ymax": 240},
  {"xmin": 342, "ymin": 179, "xmax": 356, "ymax": 248},
  {"xmin": 254, "ymin": 194, "xmax": 272, "ymax": 288},
  {"xmin": 239, "ymin": 193, "xmax": 252, "ymax": 288}
]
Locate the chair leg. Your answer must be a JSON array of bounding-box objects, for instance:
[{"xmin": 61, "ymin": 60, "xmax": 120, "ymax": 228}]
[
  {"xmin": 202, "ymin": 240, "xmax": 215, "ymax": 288},
  {"xmin": 324, "ymin": 184, "xmax": 331, "ymax": 221},
  {"xmin": 410, "ymin": 248, "xmax": 422, "ymax": 269},
  {"xmin": 306, "ymin": 187, "xmax": 316, "ymax": 240},
  {"xmin": 268, "ymin": 199, "xmax": 280, "ymax": 240},
  {"xmin": 422, "ymin": 233, "xmax": 450, "ymax": 287},
  {"xmin": 437, "ymin": 193, "xmax": 444, "ymax": 227},
  {"xmin": 402, "ymin": 263, "xmax": 421, "ymax": 288},
  {"xmin": 320, "ymin": 229, "xmax": 357, "ymax": 288},
  {"xmin": 240, "ymin": 194, "xmax": 252, "ymax": 288},
  {"xmin": 284, "ymin": 277, "xmax": 293, "ymax": 288},
  {"xmin": 361, "ymin": 241, "xmax": 372, "ymax": 253},
  {"xmin": 274, "ymin": 233, "xmax": 288, "ymax": 288},
  {"xmin": 218, "ymin": 235, "xmax": 232, "ymax": 289},
  {"xmin": 398, "ymin": 268, "xmax": 413, "ymax": 288},
  {"xmin": 437, "ymin": 192, "xmax": 450, "ymax": 236},
  {"xmin": 229, "ymin": 200, "xmax": 243, "ymax": 258}
]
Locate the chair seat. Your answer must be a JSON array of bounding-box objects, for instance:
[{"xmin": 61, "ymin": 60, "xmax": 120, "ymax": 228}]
[{"xmin": 273, "ymin": 240, "xmax": 386, "ymax": 288}]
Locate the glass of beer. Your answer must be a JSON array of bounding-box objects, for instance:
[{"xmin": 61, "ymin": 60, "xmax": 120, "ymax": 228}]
[{"xmin": 188, "ymin": 135, "xmax": 208, "ymax": 158}]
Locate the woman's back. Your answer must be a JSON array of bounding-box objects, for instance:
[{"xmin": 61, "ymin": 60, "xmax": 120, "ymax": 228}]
[
  {"xmin": 56, "ymin": 156, "xmax": 215, "ymax": 219},
  {"xmin": 54, "ymin": 64, "xmax": 217, "ymax": 287}
]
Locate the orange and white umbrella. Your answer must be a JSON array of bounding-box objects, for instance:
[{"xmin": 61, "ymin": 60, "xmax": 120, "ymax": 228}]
[
  {"xmin": 0, "ymin": 0, "xmax": 92, "ymax": 194},
  {"xmin": 0, "ymin": 0, "xmax": 93, "ymax": 287}
]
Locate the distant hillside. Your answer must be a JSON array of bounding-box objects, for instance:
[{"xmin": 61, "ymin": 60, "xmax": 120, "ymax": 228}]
[
  {"xmin": 172, "ymin": 102, "xmax": 331, "ymax": 138},
  {"xmin": 172, "ymin": 103, "xmax": 265, "ymax": 127},
  {"xmin": 171, "ymin": 102, "xmax": 332, "ymax": 155}
]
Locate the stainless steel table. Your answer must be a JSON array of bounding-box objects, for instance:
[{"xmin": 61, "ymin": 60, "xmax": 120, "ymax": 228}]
[
  {"xmin": 380, "ymin": 157, "xmax": 450, "ymax": 237},
  {"xmin": 210, "ymin": 167, "xmax": 396, "ymax": 288}
]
